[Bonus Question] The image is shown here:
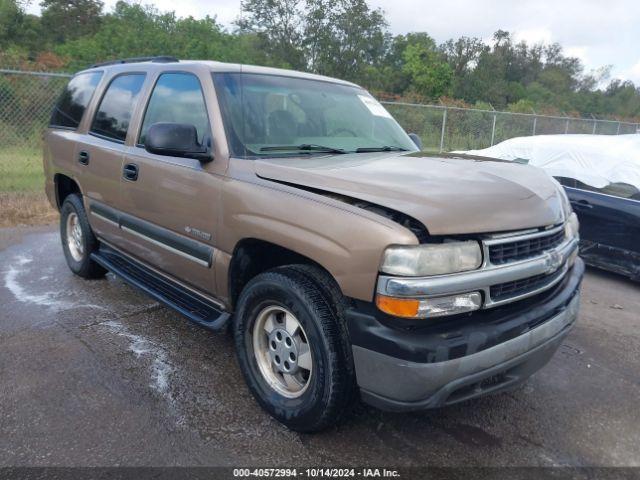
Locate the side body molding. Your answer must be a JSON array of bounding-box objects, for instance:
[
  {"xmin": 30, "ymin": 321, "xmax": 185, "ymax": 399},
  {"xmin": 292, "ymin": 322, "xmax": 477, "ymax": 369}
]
[{"xmin": 88, "ymin": 200, "xmax": 214, "ymax": 268}]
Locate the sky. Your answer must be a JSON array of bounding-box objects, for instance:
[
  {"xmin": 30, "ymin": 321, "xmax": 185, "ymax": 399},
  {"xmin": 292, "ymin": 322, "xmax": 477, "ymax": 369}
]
[{"xmin": 26, "ymin": 0, "xmax": 640, "ymax": 84}]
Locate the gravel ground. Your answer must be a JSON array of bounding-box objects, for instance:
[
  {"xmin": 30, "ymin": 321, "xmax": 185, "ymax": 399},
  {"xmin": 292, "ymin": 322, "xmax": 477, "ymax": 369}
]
[{"xmin": 1, "ymin": 225, "xmax": 639, "ymax": 467}]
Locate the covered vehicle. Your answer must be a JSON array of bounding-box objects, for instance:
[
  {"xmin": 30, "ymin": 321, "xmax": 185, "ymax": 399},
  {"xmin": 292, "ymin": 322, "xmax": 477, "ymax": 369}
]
[{"xmin": 460, "ymin": 134, "xmax": 640, "ymax": 280}]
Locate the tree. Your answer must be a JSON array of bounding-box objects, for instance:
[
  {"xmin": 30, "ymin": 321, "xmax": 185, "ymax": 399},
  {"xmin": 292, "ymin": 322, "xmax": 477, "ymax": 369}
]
[
  {"xmin": 236, "ymin": 0, "xmax": 306, "ymax": 69},
  {"xmin": 440, "ymin": 36, "xmax": 485, "ymax": 76},
  {"xmin": 40, "ymin": 0, "xmax": 104, "ymax": 44},
  {"xmin": 0, "ymin": 0, "xmax": 22, "ymax": 47},
  {"xmin": 305, "ymin": 0, "xmax": 387, "ymax": 81},
  {"xmin": 0, "ymin": 0, "xmax": 42, "ymax": 56},
  {"xmin": 402, "ymin": 40, "xmax": 453, "ymax": 99},
  {"xmin": 55, "ymin": 2, "xmax": 253, "ymax": 71}
]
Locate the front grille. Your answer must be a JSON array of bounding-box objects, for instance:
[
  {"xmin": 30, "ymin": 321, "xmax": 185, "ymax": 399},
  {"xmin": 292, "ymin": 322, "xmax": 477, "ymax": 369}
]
[
  {"xmin": 490, "ymin": 268, "xmax": 565, "ymax": 301},
  {"xmin": 489, "ymin": 228, "xmax": 565, "ymax": 265}
]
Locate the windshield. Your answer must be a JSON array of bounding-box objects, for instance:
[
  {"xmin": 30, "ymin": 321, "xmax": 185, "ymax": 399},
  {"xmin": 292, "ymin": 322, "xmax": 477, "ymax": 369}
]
[{"xmin": 212, "ymin": 73, "xmax": 417, "ymax": 158}]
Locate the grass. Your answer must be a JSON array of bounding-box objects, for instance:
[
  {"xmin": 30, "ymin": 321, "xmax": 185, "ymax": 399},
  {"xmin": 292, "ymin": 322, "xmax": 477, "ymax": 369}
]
[
  {"xmin": 0, "ymin": 146, "xmax": 45, "ymax": 192},
  {"xmin": 0, "ymin": 191, "xmax": 58, "ymax": 227},
  {"xmin": 0, "ymin": 146, "xmax": 57, "ymax": 227}
]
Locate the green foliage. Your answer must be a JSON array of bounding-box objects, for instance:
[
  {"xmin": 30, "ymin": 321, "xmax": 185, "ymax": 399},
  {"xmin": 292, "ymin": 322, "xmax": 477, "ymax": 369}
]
[
  {"xmin": 402, "ymin": 42, "xmax": 453, "ymax": 99},
  {"xmin": 0, "ymin": 0, "xmax": 42, "ymax": 56},
  {"xmin": 237, "ymin": 0, "xmax": 388, "ymax": 81},
  {"xmin": 237, "ymin": 0, "xmax": 306, "ymax": 69},
  {"xmin": 40, "ymin": 0, "xmax": 104, "ymax": 44},
  {"xmin": 306, "ymin": 0, "xmax": 388, "ymax": 81},
  {"xmin": 507, "ymin": 99, "xmax": 536, "ymax": 114},
  {"xmin": 0, "ymin": 0, "xmax": 638, "ymax": 121},
  {"xmin": 56, "ymin": 2, "xmax": 263, "ymax": 71}
]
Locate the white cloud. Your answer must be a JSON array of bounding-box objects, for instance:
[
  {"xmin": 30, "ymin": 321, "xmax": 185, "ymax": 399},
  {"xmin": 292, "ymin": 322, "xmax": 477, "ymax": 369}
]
[
  {"xmin": 620, "ymin": 60, "xmax": 640, "ymax": 84},
  {"xmin": 565, "ymin": 46, "xmax": 590, "ymax": 65},
  {"xmin": 513, "ymin": 28, "xmax": 553, "ymax": 45}
]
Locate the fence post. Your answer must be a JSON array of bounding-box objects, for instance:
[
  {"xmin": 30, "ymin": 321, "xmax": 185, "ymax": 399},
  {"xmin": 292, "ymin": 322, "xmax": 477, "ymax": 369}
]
[
  {"xmin": 439, "ymin": 107, "xmax": 447, "ymax": 153},
  {"xmin": 564, "ymin": 119, "xmax": 570, "ymax": 134},
  {"xmin": 490, "ymin": 114, "xmax": 497, "ymax": 146},
  {"xmin": 590, "ymin": 114, "xmax": 597, "ymax": 134},
  {"xmin": 531, "ymin": 108, "xmax": 537, "ymax": 136},
  {"xmin": 616, "ymin": 122, "xmax": 621, "ymax": 135}
]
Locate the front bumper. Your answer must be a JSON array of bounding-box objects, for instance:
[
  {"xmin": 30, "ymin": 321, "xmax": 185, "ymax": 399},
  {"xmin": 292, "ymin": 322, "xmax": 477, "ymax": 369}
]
[{"xmin": 347, "ymin": 258, "xmax": 584, "ymax": 412}]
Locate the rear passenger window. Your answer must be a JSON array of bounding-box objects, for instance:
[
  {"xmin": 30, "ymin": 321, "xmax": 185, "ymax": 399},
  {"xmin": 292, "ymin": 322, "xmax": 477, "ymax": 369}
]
[
  {"xmin": 50, "ymin": 72, "xmax": 103, "ymax": 129},
  {"xmin": 139, "ymin": 73, "xmax": 209, "ymax": 146},
  {"xmin": 90, "ymin": 74, "xmax": 146, "ymax": 142}
]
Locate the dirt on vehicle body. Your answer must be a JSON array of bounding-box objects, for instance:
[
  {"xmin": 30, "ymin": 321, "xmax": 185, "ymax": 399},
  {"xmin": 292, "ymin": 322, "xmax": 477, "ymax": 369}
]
[{"xmin": 44, "ymin": 57, "xmax": 583, "ymax": 432}]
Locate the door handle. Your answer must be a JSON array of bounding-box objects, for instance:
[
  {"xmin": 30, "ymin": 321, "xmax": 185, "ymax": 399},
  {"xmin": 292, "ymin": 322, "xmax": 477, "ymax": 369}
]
[
  {"xmin": 78, "ymin": 150, "xmax": 90, "ymax": 165},
  {"xmin": 570, "ymin": 199, "xmax": 593, "ymax": 210},
  {"xmin": 123, "ymin": 163, "xmax": 139, "ymax": 181}
]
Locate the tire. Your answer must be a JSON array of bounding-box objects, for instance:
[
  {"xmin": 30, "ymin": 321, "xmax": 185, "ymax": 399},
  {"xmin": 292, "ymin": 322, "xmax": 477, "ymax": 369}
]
[
  {"xmin": 60, "ymin": 194, "xmax": 106, "ymax": 279},
  {"xmin": 233, "ymin": 265, "xmax": 356, "ymax": 432}
]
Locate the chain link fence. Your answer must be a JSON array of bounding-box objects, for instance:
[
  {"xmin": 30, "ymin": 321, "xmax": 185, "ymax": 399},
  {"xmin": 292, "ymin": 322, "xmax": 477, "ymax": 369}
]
[
  {"xmin": 382, "ymin": 101, "xmax": 640, "ymax": 153},
  {"xmin": 1, "ymin": 69, "xmax": 72, "ymax": 193},
  {"xmin": 1, "ymin": 68, "xmax": 639, "ymax": 195}
]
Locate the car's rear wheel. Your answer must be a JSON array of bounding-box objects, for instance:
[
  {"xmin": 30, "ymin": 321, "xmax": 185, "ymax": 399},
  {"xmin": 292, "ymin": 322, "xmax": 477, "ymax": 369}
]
[
  {"xmin": 233, "ymin": 265, "xmax": 356, "ymax": 432},
  {"xmin": 60, "ymin": 194, "xmax": 106, "ymax": 279}
]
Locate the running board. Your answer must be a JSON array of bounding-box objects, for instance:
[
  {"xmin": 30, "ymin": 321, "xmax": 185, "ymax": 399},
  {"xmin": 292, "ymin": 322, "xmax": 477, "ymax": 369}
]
[{"xmin": 91, "ymin": 245, "xmax": 230, "ymax": 331}]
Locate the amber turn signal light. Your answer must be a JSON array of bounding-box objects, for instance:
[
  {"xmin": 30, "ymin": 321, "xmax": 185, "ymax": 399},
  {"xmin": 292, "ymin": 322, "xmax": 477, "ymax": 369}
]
[{"xmin": 375, "ymin": 294, "xmax": 421, "ymax": 318}]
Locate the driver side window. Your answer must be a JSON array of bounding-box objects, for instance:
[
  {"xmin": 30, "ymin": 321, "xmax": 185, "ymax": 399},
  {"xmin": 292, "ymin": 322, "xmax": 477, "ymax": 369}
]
[{"xmin": 139, "ymin": 73, "xmax": 210, "ymax": 146}]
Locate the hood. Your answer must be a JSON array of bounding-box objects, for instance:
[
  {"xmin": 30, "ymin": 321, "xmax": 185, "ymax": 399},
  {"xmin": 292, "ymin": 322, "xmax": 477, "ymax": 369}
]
[{"xmin": 254, "ymin": 152, "xmax": 565, "ymax": 236}]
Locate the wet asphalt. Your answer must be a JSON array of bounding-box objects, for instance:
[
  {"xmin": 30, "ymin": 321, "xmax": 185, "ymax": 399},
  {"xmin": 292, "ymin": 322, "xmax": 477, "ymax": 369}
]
[{"xmin": 0, "ymin": 225, "xmax": 639, "ymax": 467}]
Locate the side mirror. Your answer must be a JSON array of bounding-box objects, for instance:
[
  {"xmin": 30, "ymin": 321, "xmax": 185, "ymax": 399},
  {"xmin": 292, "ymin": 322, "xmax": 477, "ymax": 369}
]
[
  {"xmin": 408, "ymin": 133, "xmax": 423, "ymax": 150},
  {"xmin": 145, "ymin": 123, "xmax": 211, "ymax": 162}
]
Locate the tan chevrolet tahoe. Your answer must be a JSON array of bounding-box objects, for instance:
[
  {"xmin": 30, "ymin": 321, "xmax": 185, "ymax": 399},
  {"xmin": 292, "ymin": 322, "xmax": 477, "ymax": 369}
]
[{"xmin": 44, "ymin": 57, "xmax": 583, "ymax": 432}]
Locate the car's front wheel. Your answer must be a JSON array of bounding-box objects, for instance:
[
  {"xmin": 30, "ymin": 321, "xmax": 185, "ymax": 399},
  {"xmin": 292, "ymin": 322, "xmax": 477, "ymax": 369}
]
[
  {"xmin": 233, "ymin": 265, "xmax": 356, "ymax": 432},
  {"xmin": 60, "ymin": 194, "xmax": 106, "ymax": 279}
]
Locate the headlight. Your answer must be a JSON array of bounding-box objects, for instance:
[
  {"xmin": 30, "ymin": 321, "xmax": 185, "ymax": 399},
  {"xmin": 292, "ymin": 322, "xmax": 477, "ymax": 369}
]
[
  {"xmin": 555, "ymin": 180, "xmax": 573, "ymax": 217},
  {"xmin": 380, "ymin": 241, "xmax": 482, "ymax": 277},
  {"xmin": 565, "ymin": 212, "xmax": 579, "ymax": 239}
]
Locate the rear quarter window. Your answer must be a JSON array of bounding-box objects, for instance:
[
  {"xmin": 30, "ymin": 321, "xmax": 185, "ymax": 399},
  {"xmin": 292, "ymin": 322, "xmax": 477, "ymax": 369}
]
[{"xmin": 49, "ymin": 71, "xmax": 103, "ymax": 129}]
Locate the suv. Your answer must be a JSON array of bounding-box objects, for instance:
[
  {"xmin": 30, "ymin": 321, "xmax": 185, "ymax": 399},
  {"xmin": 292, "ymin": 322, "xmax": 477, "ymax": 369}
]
[{"xmin": 44, "ymin": 57, "xmax": 584, "ymax": 432}]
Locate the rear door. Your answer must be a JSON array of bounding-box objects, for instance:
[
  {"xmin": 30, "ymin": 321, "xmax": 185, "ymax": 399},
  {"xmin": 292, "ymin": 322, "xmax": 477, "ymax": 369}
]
[
  {"xmin": 117, "ymin": 71, "xmax": 221, "ymax": 295},
  {"xmin": 46, "ymin": 71, "xmax": 103, "ymax": 207},
  {"xmin": 79, "ymin": 72, "xmax": 147, "ymax": 245}
]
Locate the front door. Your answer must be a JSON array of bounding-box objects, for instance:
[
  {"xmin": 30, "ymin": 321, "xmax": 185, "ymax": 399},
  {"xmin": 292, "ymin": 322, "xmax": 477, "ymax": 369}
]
[{"xmin": 117, "ymin": 72, "xmax": 221, "ymax": 296}]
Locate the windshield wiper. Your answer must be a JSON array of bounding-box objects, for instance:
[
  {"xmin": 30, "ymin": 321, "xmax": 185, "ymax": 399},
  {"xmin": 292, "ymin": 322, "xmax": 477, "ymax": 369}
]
[
  {"xmin": 355, "ymin": 146, "xmax": 409, "ymax": 153},
  {"xmin": 260, "ymin": 144, "xmax": 346, "ymax": 154}
]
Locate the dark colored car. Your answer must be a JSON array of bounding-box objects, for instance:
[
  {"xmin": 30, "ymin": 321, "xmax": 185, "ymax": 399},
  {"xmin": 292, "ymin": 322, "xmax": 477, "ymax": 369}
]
[{"xmin": 557, "ymin": 177, "xmax": 640, "ymax": 280}]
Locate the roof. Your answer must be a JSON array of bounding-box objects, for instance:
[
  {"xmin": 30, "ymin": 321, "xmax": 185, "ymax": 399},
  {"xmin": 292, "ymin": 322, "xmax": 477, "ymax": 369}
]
[{"xmin": 77, "ymin": 58, "xmax": 360, "ymax": 88}]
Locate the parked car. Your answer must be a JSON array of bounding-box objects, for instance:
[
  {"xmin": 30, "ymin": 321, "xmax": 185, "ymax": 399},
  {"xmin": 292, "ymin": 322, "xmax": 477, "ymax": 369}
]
[
  {"xmin": 44, "ymin": 57, "xmax": 583, "ymax": 432},
  {"xmin": 459, "ymin": 135, "xmax": 640, "ymax": 281},
  {"xmin": 556, "ymin": 178, "xmax": 640, "ymax": 280}
]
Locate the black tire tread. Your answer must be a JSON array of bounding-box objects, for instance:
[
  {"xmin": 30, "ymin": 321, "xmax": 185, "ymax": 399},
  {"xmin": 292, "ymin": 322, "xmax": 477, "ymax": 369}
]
[
  {"xmin": 234, "ymin": 264, "xmax": 356, "ymax": 432},
  {"xmin": 60, "ymin": 193, "xmax": 106, "ymax": 279}
]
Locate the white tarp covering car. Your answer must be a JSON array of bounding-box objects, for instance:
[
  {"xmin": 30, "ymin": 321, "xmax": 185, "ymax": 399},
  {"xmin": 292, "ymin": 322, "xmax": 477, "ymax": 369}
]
[{"xmin": 457, "ymin": 134, "xmax": 640, "ymax": 191}]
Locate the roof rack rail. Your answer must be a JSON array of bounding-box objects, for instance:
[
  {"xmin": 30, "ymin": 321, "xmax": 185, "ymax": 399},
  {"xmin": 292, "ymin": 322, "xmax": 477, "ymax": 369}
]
[{"xmin": 89, "ymin": 56, "xmax": 179, "ymax": 68}]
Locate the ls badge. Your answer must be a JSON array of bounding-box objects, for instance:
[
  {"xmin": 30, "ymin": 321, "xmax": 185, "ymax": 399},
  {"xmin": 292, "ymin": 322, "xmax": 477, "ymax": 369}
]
[{"xmin": 184, "ymin": 226, "xmax": 212, "ymax": 241}]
